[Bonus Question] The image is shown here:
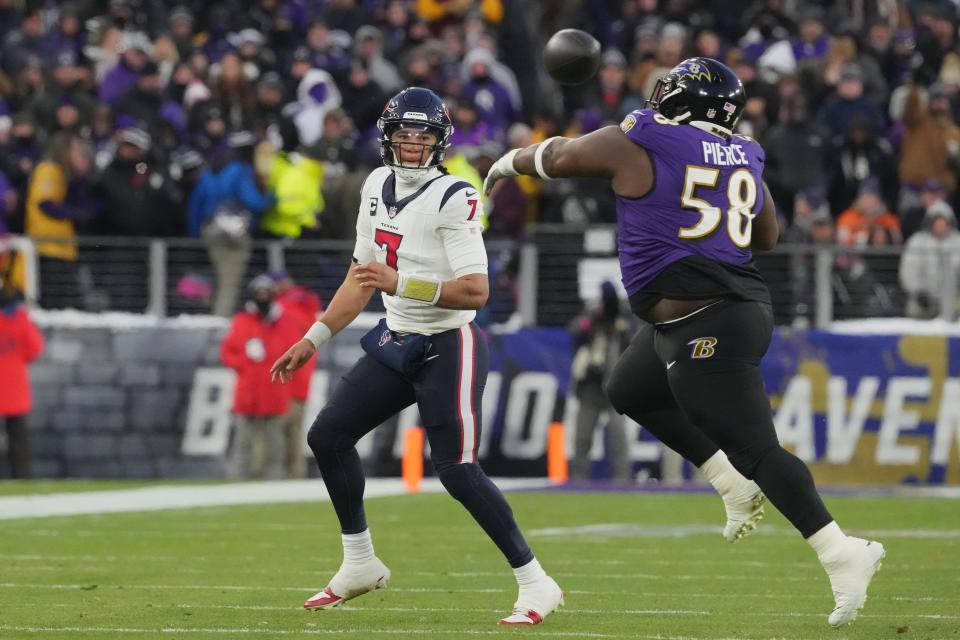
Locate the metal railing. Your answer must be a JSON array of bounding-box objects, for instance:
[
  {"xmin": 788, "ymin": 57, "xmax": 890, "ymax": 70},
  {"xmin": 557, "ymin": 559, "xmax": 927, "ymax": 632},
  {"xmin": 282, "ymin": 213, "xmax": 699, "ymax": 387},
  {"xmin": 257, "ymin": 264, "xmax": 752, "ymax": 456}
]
[
  {"xmin": 6, "ymin": 235, "xmax": 528, "ymax": 325},
  {"xmin": 529, "ymin": 225, "xmax": 959, "ymax": 327},
  {"xmin": 5, "ymin": 229, "xmax": 959, "ymax": 327},
  {"xmin": 0, "ymin": 235, "xmax": 38, "ymax": 303}
]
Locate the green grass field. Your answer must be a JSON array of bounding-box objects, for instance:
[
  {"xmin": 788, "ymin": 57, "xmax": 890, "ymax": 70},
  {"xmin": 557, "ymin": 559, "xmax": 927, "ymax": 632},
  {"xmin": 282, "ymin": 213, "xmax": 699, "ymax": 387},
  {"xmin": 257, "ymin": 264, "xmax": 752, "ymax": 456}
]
[{"xmin": 1, "ymin": 483, "xmax": 957, "ymax": 640}]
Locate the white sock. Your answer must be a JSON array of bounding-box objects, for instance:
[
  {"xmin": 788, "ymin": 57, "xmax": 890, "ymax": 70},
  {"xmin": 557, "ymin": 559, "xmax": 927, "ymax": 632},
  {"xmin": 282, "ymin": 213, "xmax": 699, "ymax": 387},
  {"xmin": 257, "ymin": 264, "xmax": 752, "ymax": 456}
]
[
  {"xmin": 513, "ymin": 558, "xmax": 547, "ymax": 586},
  {"xmin": 699, "ymin": 451, "xmax": 744, "ymax": 498},
  {"xmin": 342, "ymin": 529, "xmax": 375, "ymax": 565},
  {"xmin": 807, "ymin": 521, "xmax": 847, "ymax": 562}
]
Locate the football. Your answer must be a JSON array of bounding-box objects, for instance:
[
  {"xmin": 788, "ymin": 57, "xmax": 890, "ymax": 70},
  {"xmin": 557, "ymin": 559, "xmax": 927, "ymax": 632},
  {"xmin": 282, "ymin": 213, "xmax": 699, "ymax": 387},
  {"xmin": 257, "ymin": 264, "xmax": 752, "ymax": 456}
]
[{"xmin": 543, "ymin": 28, "xmax": 602, "ymax": 85}]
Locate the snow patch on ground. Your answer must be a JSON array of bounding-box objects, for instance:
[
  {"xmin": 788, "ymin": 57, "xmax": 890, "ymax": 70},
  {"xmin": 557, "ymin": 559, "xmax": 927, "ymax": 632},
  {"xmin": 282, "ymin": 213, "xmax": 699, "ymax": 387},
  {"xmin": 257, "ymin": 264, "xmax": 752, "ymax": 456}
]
[
  {"xmin": 829, "ymin": 318, "xmax": 960, "ymax": 336},
  {"xmin": 28, "ymin": 309, "xmax": 385, "ymax": 330},
  {"xmin": 0, "ymin": 478, "xmax": 552, "ymax": 520}
]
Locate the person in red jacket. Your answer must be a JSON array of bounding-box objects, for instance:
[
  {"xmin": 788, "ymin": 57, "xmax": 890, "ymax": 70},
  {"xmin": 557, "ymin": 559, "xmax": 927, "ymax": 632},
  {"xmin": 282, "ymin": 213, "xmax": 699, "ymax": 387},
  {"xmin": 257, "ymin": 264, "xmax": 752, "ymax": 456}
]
[
  {"xmin": 271, "ymin": 271, "xmax": 323, "ymax": 478},
  {"xmin": 0, "ymin": 287, "xmax": 44, "ymax": 478},
  {"xmin": 220, "ymin": 275, "xmax": 303, "ymax": 480}
]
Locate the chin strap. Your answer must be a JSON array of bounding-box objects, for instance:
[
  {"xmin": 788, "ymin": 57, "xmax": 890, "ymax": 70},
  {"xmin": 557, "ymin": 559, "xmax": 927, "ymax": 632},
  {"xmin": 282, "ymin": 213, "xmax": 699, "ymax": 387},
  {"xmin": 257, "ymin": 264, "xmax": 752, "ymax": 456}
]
[
  {"xmin": 394, "ymin": 166, "xmax": 430, "ymax": 182},
  {"xmin": 393, "ymin": 166, "xmax": 442, "ymax": 191}
]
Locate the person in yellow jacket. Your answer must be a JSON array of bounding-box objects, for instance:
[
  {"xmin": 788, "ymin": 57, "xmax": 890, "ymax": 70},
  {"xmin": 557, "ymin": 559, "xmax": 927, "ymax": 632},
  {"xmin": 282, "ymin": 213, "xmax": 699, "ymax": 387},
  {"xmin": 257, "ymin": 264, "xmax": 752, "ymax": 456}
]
[
  {"xmin": 260, "ymin": 149, "xmax": 326, "ymax": 239},
  {"xmin": 416, "ymin": 0, "xmax": 502, "ymax": 25},
  {"xmin": 443, "ymin": 148, "xmax": 488, "ymax": 229},
  {"xmin": 24, "ymin": 133, "xmax": 98, "ymax": 308}
]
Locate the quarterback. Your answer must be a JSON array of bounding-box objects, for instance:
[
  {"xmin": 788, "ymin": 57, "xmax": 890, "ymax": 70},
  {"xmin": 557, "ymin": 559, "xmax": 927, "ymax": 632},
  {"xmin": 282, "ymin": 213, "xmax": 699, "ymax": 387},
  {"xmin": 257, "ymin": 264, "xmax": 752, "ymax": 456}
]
[
  {"xmin": 484, "ymin": 57, "xmax": 885, "ymax": 628},
  {"xmin": 271, "ymin": 87, "xmax": 562, "ymax": 625}
]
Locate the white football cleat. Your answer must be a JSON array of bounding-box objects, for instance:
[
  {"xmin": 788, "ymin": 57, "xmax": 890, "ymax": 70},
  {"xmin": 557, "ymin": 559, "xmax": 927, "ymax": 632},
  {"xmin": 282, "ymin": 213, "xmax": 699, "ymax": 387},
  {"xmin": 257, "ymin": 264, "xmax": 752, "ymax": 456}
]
[
  {"xmin": 823, "ymin": 537, "xmax": 885, "ymax": 627},
  {"xmin": 303, "ymin": 557, "xmax": 391, "ymax": 610},
  {"xmin": 722, "ymin": 481, "xmax": 765, "ymax": 543},
  {"xmin": 498, "ymin": 576, "xmax": 564, "ymax": 625}
]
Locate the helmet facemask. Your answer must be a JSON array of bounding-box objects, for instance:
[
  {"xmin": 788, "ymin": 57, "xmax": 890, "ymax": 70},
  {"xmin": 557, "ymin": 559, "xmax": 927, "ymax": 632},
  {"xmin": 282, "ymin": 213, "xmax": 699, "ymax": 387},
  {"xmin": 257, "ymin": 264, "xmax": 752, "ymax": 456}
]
[
  {"xmin": 646, "ymin": 75, "xmax": 691, "ymax": 122},
  {"xmin": 379, "ymin": 120, "xmax": 450, "ymax": 182}
]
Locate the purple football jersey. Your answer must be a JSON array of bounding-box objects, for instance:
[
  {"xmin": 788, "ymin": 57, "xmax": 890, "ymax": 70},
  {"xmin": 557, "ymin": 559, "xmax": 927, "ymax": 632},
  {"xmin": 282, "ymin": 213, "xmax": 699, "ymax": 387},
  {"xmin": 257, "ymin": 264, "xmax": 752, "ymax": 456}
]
[{"xmin": 616, "ymin": 109, "xmax": 765, "ymax": 296}]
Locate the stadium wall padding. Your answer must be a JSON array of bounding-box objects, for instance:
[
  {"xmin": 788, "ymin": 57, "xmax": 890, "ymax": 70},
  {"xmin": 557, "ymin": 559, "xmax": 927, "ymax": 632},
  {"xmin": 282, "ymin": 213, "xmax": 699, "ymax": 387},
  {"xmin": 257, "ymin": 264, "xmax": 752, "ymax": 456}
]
[{"xmin": 20, "ymin": 320, "xmax": 960, "ymax": 484}]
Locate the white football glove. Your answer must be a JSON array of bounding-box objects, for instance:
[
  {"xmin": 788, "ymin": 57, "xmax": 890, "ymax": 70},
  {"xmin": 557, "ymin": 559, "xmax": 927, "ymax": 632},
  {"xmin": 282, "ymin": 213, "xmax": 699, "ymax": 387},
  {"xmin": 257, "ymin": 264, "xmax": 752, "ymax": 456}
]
[{"xmin": 483, "ymin": 149, "xmax": 520, "ymax": 196}]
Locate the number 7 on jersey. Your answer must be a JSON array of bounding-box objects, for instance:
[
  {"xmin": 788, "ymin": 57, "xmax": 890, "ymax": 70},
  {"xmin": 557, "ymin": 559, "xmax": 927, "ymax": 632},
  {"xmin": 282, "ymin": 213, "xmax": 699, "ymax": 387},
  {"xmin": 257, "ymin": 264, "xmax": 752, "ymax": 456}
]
[{"xmin": 374, "ymin": 229, "xmax": 403, "ymax": 269}]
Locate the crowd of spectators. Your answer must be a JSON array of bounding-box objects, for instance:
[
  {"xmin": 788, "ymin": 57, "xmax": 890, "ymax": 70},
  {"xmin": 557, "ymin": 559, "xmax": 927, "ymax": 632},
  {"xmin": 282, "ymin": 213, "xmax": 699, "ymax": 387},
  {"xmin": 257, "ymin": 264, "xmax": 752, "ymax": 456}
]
[{"xmin": 2, "ymin": 0, "xmax": 960, "ymax": 319}]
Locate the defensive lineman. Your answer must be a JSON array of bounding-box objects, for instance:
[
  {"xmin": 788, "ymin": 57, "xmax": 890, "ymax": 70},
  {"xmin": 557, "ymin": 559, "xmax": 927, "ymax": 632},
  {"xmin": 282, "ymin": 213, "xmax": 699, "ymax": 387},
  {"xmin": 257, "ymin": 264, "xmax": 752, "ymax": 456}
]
[
  {"xmin": 484, "ymin": 57, "xmax": 885, "ymax": 627},
  {"xmin": 271, "ymin": 87, "xmax": 562, "ymax": 625}
]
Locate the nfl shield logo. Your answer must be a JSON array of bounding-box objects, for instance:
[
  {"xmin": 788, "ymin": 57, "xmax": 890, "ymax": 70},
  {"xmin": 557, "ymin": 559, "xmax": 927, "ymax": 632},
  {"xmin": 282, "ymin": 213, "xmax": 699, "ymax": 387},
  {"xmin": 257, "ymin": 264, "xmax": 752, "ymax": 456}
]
[
  {"xmin": 379, "ymin": 330, "xmax": 392, "ymax": 346},
  {"xmin": 388, "ymin": 206, "xmax": 398, "ymax": 219}
]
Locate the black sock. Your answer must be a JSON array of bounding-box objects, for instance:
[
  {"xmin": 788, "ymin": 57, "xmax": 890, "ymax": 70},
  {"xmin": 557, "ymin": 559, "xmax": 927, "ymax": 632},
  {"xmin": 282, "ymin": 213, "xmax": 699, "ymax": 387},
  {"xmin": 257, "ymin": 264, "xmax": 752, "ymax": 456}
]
[
  {"xmin": 437, "ymin": 463, "xmax": 534, "ymax": 568},
  {"xmin": 631, "ymin": 408, "xmax": 719, "ymax": 467},
  {"xmin": 313, "ymin": 446, "xmax": 368, "ymax": 534},
  {"xmin": 752, "ymin": 446, "xmax": 833, "ymax": 538}
]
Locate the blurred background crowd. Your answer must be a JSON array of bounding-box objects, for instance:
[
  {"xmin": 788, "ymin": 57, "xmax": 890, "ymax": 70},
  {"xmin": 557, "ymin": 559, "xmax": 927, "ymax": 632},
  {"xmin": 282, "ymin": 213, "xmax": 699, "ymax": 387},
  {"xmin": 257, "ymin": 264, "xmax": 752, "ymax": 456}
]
[{"xmin": 1, "ymin": 0, "xmax": 960, "ymax": 319}]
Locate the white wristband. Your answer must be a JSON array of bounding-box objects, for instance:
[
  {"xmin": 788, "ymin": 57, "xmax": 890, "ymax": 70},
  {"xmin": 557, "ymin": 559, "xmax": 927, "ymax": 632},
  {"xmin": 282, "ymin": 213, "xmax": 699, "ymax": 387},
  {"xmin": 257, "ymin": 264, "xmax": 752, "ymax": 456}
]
[
  {"xmin": 497, "ymin": 148, "xmax": 520, "ymax": 177},
  {"xmin": 534, "ymin": 137, "xmax": 561, "ymax": 180},
  {"xmin": 303, "ymin": 321, "xmax": 332, "ymax": 350},
  {"xmin": 396, "ymin": 272, "xmax": 443, "ymax": 305}
]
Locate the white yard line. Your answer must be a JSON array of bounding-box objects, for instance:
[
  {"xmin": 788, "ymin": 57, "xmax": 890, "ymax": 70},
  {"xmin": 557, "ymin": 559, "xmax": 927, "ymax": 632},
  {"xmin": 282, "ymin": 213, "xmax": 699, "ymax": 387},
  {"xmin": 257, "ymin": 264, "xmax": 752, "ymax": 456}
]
[
  {"xmin": 402, "ymin": 570, "xmax": 819, "ymax": 582},
  {"xmin": 0, "ymin": 478, "xmax": 551, "ymax": 521},
  {"xmin": 0, "ymin": 627, "xmax": 627, "ymax": 639},
  {"xmin": 9, "ymin": 553, "xmax": 937, "ymax": 573},
  {"xmin": 4, "ymin": 601, "xmax": 958, "ymax": 620},
  {"xmin": 2, "ymin": 480, "xmax": 956, "ymax": 522},
  {"xmin": 4, "ymin": 615, "xmax": 957, "ymax": 640},
  {"xmin": 0, "ymin": 628, "xmax": 618, "ymax": 638},
  {"xmin": 5, "ymin": 602, "xmax": 712, "ymax": 616},
  {"xmin": 529, "ymin": 523, "xmax": 960, "ymax": 539},
  {"xmin": 1, "ymin": 581, "xmax": 956, "ymax": 601},
  {"xmin": 229, "ymin": 606, "xmax": 960, "ymax": 620},
  {"xmin": 0, "ymin": 626, "xmax": 802, "ymax": 640},
  {"xmin": 0, "ymin": 583, "xmax": 512, "ymax": 594}
]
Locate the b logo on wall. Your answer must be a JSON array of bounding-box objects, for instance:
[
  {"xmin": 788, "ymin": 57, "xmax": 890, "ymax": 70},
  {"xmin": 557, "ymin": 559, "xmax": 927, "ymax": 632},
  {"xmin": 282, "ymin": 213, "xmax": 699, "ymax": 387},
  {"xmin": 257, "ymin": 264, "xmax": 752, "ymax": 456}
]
[
  {"xmin": 180, "ymin": 329, "xmax": 960, "ymax": 484},
  {"xmin": 182, "ymin": 369, "xmax": 329, "ymax": 458}
]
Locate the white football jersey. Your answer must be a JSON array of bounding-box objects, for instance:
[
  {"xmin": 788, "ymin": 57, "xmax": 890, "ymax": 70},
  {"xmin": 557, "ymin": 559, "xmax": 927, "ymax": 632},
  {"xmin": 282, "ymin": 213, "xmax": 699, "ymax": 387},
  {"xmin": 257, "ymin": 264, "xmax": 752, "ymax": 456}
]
[{"xmin": 353, "ymin": 167, "xmax": 488, "ymax": 335}]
